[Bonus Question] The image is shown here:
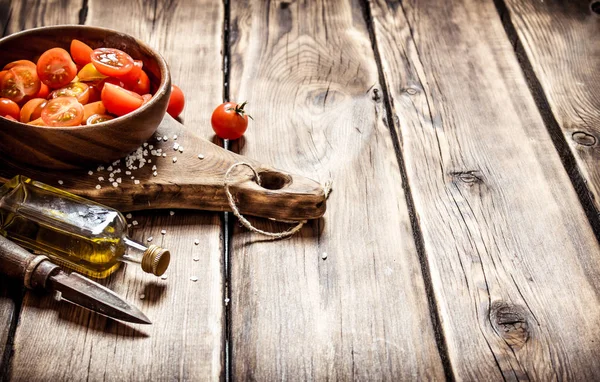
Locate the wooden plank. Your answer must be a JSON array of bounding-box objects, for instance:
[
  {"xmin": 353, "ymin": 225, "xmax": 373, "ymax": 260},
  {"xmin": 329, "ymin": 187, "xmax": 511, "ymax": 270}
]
[
  {"xmin": 500, "ymin": 0, "xmax": 600, "ymax": 222},
  {"xmin": 369, "ymin": 0, "xmax": 600, "ymax": 379},
  {"xmin": 228, "ymin": 0, "xmax": 445, "ymax": 379},
  {"xmin": 6, "ymin": 0, "xmax": 225, "ymax": 380}
]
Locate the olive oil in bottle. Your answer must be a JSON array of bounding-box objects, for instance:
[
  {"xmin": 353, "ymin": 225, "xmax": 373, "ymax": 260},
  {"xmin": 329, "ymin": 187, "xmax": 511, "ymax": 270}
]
[{"xmin": 0, "ymin": 175, "xmax": 170, "ymax": 279}]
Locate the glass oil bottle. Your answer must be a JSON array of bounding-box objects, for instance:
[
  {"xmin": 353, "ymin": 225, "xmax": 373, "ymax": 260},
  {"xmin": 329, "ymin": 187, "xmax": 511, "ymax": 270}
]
[{"xmin": 0, "ymin": 175, "xmax": 170, "ymax": 279}]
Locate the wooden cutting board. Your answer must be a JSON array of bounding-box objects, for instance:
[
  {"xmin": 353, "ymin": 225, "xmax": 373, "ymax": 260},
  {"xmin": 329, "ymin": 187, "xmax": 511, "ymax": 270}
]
[{"xmin": 0, "ymin": 114, "xmax": 327, "ymax": 221}]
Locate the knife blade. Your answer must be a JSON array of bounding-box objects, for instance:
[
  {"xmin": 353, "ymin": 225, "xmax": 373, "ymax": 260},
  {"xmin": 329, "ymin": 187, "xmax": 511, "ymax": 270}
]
[{"xmin": 0, "ymin": 235, "xmax": 151, "ymax": 324}]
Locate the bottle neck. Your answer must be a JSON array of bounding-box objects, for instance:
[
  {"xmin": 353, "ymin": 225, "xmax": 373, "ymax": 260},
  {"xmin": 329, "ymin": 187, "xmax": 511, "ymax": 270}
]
[{"xmin": 119, "ymin": 236, "xmax": 148, "ymax": 265}]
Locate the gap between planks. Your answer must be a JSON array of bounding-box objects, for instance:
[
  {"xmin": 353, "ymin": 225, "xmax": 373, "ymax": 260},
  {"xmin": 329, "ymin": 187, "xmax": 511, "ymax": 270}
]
[{"xmin": 492, "ymin": 0, "xmax": 600, "ymax": 245}]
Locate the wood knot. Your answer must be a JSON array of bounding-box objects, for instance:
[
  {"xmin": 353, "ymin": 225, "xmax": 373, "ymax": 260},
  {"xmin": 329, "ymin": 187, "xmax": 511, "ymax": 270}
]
[
  {"xmin": 404, "ymin": 87, "xmax": 419, "ymax": 95},
  {"xmin": 490, "ymin": 301, "xmax": 530, "ymax": 350},
  {"xmin": 572, "ymin": 131, "xmax": 597, "ymax": 146},
  {"xmin": 372, "ymin": 88, "xmax": 382, "ymax": 103},
  {"xmin": 450, "ymin": 170, "xmax": 483, "ymax": 185},
  {"xmin": 280, "ymin": 1, "xmax": 290, "ymax": 9},
  {"xmin": 591, "ymin": 1, "xmax": 600, "ymax": 15}
]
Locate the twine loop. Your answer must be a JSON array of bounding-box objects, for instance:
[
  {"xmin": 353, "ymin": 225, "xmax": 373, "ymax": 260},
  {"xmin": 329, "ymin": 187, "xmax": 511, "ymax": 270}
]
[{"xmin": 224, "ymin": 162, "xmax": 332, "ymax": 239}]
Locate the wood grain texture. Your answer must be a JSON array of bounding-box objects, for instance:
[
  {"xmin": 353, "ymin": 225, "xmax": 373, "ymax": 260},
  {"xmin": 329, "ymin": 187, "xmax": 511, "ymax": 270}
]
[
  {"xmin": 0, "ymin": 115, "xmax": 327, "ymax": 221},
  {"xmin": 370, "ymin": 0, "xmax": 600, "ymax": 379},
  {"xmin": 228, "ymin": 0, "xmax": 445, "ymax": 379},
  {"xmin": 500, "ymin": 0, "xmax": 600, "ymax": 218},
  {"xmin": 5, "ymin": 0, "xmax": 225, "ymax": 380}
]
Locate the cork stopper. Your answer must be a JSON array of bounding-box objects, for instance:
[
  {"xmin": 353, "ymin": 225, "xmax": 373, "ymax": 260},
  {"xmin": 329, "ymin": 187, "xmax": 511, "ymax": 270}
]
[{"xmin": 141, "ymin": 245, "xmax": 171, "ymax": 276}]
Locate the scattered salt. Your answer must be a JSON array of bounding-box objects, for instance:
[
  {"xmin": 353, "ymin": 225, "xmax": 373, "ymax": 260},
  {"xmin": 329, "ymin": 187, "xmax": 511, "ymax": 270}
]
[
  {"xmin": 126, "ymin": 213, "xmax": 132, "ymax": 219},
  {"xmin": 161, "ymin": 229, "xmax": 166, "ymax": 235},
  {"xmin": 132, "ymin": 220, "xmax": 138, "ymax": 226},
  {"xmin": 58, "ymin": 180, "xmax": 64, "ymax": 185},
  {"xmin": 112, "ymin": 182, "xmax": 118, "ymax": 187},
  {"xmin": 149, "ymin": 145, "xmax": 154, "ymax": 149},
  {"xmin": 194, "ymin": 239, "xmax": 200, "ymax": 245},
  {"xmin": 153, "ymin": 171, "xmax": 158, "ymax": 177},
  {"xmin": 97, "ymin": 165, "xmax": 105, "ymax": 171},
  {"xmin": 172, "ymin": 157, "xmax": 177, "ymax": 163},
  {"xmin": 169, "ymin": 211, "xmax": 175, "ymax": 216},
  {"xmin": 107, "ymin": 166, "xmax": 113, "ymax": 171},
  {"xmin": 116, "ymin": 177, "xmax": 122, "ymax": 184},
  {"xmin": 143, "ymin": 143, "xmax": 148, "ymax": 147},
  {"xmin": 173, "ymin": 134, "xmax": 178, "ymax": 140},
  {"xmin": 95, "ymin": 185, "xmax": 101, "ymax": 189},
  {"xmin": 163, "ymin": 135, "xmax": 168, "ymax": 141},
  {"xmin": 152, "ymin": 165, "xmax": 157, "ymax": 171},
  {"xmin": 125, "ymin": 171, "xmax": 131, "ymax": 175},
  {"xmin": 109, "ymin": 177, "xmax": 114, "ymax": 182},
  {"xmin": 134, "ymin": 180, "xmax": 140, "ymax": 184},
  {"xmin": 198, "ymin": 154, "xmax": 205, "ymax": 159},
  {"xmin": 160, "ymin": 274, "xmax": 168, "ymax": 280},
  {"xmin": 321, "ymin": 252, "xmax": 328, "ymax": 260},
  {"xmin": 178, "ymin": 146, "xmax": 184, "ymax": 153},
  {"xmin": 162, "ymin": 153, "xmax": 167, "ymax": 157},
  {"xmin": 190, "ymin": 276, "xmax": 198, "ymax": 282},
  {"xmin": 147, "ymin": 236, "xmax": 153, "ymax": 242},
  {"xmin": 173, "ymin": 143, "xmax": 180, "ymax": 151},
  {"xmin": 193, "ymin": 258, "xmax": 199, "ymax": 262},
  {"xmin": 139, "ymin": 294, "xmax": 145, "ymax": 300},
  {"xmin": 98, "ymin": 176, "xmax": 104, "ymax": 181},
  {"xmin": 88, "ymin": 170, "xmax": 93, "ymax": 175}
]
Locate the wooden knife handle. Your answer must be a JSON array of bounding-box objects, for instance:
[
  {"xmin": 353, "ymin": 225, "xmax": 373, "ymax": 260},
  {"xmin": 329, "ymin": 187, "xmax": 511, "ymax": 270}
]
[{"xmin": 0, "ymin": 235, "xmax": 59, "ymax": 289}]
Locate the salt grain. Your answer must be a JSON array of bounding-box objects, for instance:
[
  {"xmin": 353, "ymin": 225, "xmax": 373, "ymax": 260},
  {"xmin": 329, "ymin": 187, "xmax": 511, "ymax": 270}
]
[
  {"xmin": 152, "ymin": 165, "xmax": 157, "ymax": 171},
  {"xmin": 98, "ymin": 176, "xmax": 104, "ymax": 181},
  {"xmin": 132, "ymin": 220, "xmax": 138, "ymax": 226},
  {"xmin": 148, "ymin": 159, "xmax": 151, "ymax": 163},
  {"xmin": 172, "ymin": 157, "xmax": 177, "ymax": 163},
  {"xmin": 143, "ymin": 143, "xmax": 148, "ymax": 147},
  {"xmin": 58, "ymin": 180, "xmax": 64, "ymax": 185},
  {"xmin": 88, "ymin": 170, "xmax": 93, "ymax": 175},
  {"xmin": 95, "ymin": 185, "xmax": 101, "ymax": 189},
  {"xmin": 173, "ymin": 143, "xmax": 179, "ymax": 151},
  {"xmin": 127, "ymin": 223, "xmax": 132, "ymax": 228},
  {"xmin": 97, "ymin": 165, "xmax": 105, "ymax": 171},
  {"xmin": 169, "ymin": 211, "xmax": 175, "ymax": 216},
  {"xmin": 162, "ymin": 153, "xmax": 167, "ymax": 157},
  {"xmin": 107, "ymin": 166, "xmax": 113, "ymax": 171},
  {"xmin": 126, "ymin": 213, "xmax": 132, "ymax": 219},
  {"xmin": 173, "ymin": 134, "xmax": 178, "ymax": 140},
  {"xmin": 178, "ymin": 146, "xmax": 184, "ymax": 153},
  {"xmin": 149, "ymin": 145, "xmax": 154, "ymax": 149},
  {"xmin": 161, "ymin": 229, "xmax": 166, "ymax": 235},
  {"xmin": 116, "ymin": 177, "xmax": 122, "ymax": 183},
  {"xmin": 160, "ymin": 275, "xmax": 168, "ymax": 280},
  {"xmin": 147, "ymin": 236, "xmax": 153, "ymax": 242},
  {"xmin": 163, "ymin": 135, "xmax": 168, "ymax": 141},
  {"xmin": 190, "ymin": 276, "xmax": 198, "ymax": 282},
  {"xmin": 112, "ymin": 182, "xmax": 118, "ymax": 187},
  {"xmin": 193, "ymin": 258, "xmax": 199, "ymax": 262},
  {"xmin": 197, "ymin": 154, "xmax": 204, "ymax": 159},
  {"xmin": 321, "ymin": 252, "xmax": 328, "ymax": 260},
  {"xmin": 194, "ymin": 239, "xmax": 200, "ymax": 245},
  {"xmin": 153, "ymin": 171, "xmax": 158, "ymax": 177},
  {"xmin": 125, "ymin": 171, "xmax": 131, "ymax": 175},
  {"xmin": 134, "ymin": 180, "xmax": 140, "ymax": 184},
  {"xmin": 139, "ymin": 294, "xmax": 145, "ymax": 300}
]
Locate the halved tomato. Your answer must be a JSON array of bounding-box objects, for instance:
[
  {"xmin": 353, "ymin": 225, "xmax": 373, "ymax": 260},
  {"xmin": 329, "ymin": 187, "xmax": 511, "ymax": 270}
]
[
  {"xmin": 3, "ymin": 60, "xmax": 36, "ymax": 71},
  {"xmin": 20, "ymin": 98, "xmax": 47, "ymax": 123},
  {"xmin": 87, "ymin": 114, "xmax": 114, "ymax": 125},
  {"xmin": 91, "ymin": 48, "xmax": 134, "ymax": 77},
  {"xmin": 41, "ymin": 96, "xmax": 84, "ymax": 127},
  {"xmin": 77, "ymin": 63, "xmax": 108, "ymax": 82},
  {"xmin": 83, "ymin": 101, "xmax": 106, "ymax": 121},
  {"xmin": 70, "ymin": 39, "xmax": 94, "ymax": 66},
  {"xmin": 0, "ymin": 98, "xmax": 20, "ymax": 119},
  {"xmin": 50, "ymin": 82, "xmax": 90, "ymax": 104},
  {"xmin": 37, "ymin": 48, "xmax": 77, "ymax": 89},
  {"xmin": 0, "ymin": 65, "xmax": 41, "ymax": 102},
  {"xmin": 101, "ymin": 82, "xmax": 143, "ymax": 116}
]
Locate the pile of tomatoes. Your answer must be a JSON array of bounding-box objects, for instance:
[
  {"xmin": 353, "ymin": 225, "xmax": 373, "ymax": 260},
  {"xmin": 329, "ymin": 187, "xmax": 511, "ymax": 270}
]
[{"xmin": 0, "ymin": 39, "xmax": 185, "ymax": 127}]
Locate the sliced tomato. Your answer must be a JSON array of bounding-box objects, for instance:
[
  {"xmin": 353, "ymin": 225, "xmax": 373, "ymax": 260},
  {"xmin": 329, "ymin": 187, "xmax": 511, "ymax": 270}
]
[
  {"xmin": 91, "ymin": 48, "xmax": 134, "ymax": 77},
  {"xmin": 2, "ymin": 114, "xmax": 18, "ymax": 122},
  {"xmin": 70, "ymin": 39, "xmax": 94, "ymax": 66},
  {"xmin": 141, "ymin": 94, "xmax": 152, "ymax": 104},
  {"xmin": 83, "ymin": 101, "xmax": 106, "ymax": 121},
  {"xmin": 20, "ymin": 98, "xmax": 47, "ymax": 123},
  {"xmin": 0, "ymin": 98, "xmax": 20, "ymax": 119},
  {"xmin": 3, "ymin": 60, "xmax": 36, "ymax": 71},
  {"xmin": 35, "ymin": 82, "xmax": 50, "ymax": 98},
  {"xmin": 117, "ymin": 60, "xmax": 143, "ymax": 83},
  {"xmin": 128, "ymin": 70, "xmax": 150, "ymax": 95},
  {"xmin": 101, "ymin": 82, "xmax": 143, "ymax": 116},
  {"xmin": 87, "ymin": 114, "xmax": 114, "ymax": 125},
  {"xmin": 77, "ymin": 63, "xmax": 108, "ymax": 82},
  {"xmin": 37, "ymin": 48, "xmax": 77, "ymax": 89},
  {"xmin": 50, "ymin": 82, "xmax": 90, "ymax": 104},
  {"xmin": 0, "ymin": 65, "xmax": 41, "ymax": 102},
  {"xmin": 41, "ymin": 96, "xmax": 84, "ymax": 127}
]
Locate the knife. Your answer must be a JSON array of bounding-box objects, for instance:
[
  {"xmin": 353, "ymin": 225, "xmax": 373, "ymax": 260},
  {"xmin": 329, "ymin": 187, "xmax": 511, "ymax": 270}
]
[{"xmin": 0, "ymin": 235, "xmax": 151, "ymax": 325}]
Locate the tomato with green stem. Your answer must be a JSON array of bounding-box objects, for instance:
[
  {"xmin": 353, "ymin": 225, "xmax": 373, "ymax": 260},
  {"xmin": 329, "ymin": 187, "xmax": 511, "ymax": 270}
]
[{"xmin": 210, "ymin": 101, "xmax": 252, "ymax": 140}]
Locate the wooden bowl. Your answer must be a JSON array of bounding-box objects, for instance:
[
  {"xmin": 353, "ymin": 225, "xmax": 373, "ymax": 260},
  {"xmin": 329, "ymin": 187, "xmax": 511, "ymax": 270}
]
[{"xmin": 0, "ymin": 25, "xmax": 171, "ymax": 170}]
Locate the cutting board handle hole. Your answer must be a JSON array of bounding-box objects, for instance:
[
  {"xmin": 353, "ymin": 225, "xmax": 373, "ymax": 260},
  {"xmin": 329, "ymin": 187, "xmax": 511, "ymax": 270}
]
[
  {"xmin": 591, "ymin": 1, "xmax": 600, "ymax": 15},
  {"xmin": 258, "ymin": 171, "xmax": 291, "ymax": 190}
]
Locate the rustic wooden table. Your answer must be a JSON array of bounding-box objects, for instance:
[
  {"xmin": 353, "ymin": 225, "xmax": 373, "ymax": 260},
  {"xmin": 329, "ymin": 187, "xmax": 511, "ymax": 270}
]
[{"xmin": 1, "ymin": 0, "xmax": 599, "ymax": 380}]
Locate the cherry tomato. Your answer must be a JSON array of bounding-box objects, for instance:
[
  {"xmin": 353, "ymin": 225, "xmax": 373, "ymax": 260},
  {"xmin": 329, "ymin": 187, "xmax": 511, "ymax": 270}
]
[
  {"xmin": 0, "ymin": 98, "xmax": 20, "ymax": 120},
  {"xmin": 37, "ymin": 48, "xmax": 77, "ymax": 88},
  {"xmin": 91, "ymin": 48, "xmax": 134, "ymax": 77},
  {"xmin": 2, "ymin": 114, "xmax": 17, "ymax": 122},
  {"xmin": 86, "ymin": 114, "xmax": 114, "ymax": 125},
  {"xmin": 20, "ymin": 98, "xmax": 47, "ymax": 123},
  {"xmin": 3, "ymin": 60, "xmax": 36, "ymax": 71},
  {"xmin": 70, "ymin": 39, "xmax": 94, "ymax": 66},
  {"xmin": 50, "ymin": 82, "xmax": 90, "ymax": 104},
  {"xmin": 35, "ymin": 83, "xmax": 50, "ymax": 98},
  {"xmin": 210, "ymin": 101, "xmax": 252, "ymax": 140},
  {"xmin": 101, "ymin": 82, "xmax": 143, "ymax": 116},
  {"xmin": 141, "ymin": 94, "xmax": 152, "ymax": 104},
  {"xmin": 167, "ymin": 85, "xmax": 185, "ymax": 118},
  {"xmin": 41, "ymin": 96, "xmax": 84, "ymax": 127},
  {"xmin": 0, "ymin": 65, "xmax": 41, "ymax": 102},
  {"xmin": 83, "ymin": 101, "xmax": 106, "ymax": 121},
  {"xmin": 77, "ymin": 63, "xmax": 107, "ymax": 82},
  {"xmin": 128, "ymin": 70, "xmax": 150, "ymax": 95},
  {"xmin": 117, "ymin": 60, "xmax": 143, "ymax": 83},
  {"xmin": 87, "ymin": 82, "xmax": 102, "ymax": 103}
]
